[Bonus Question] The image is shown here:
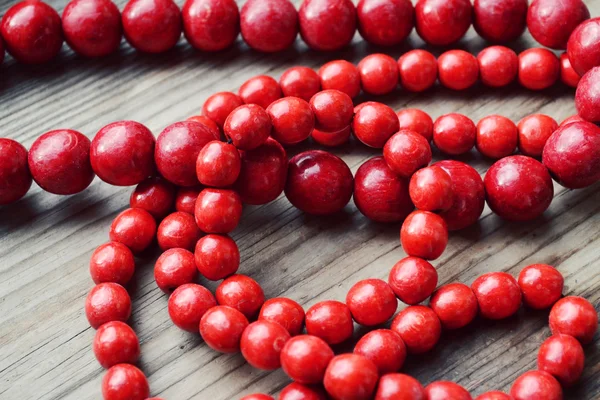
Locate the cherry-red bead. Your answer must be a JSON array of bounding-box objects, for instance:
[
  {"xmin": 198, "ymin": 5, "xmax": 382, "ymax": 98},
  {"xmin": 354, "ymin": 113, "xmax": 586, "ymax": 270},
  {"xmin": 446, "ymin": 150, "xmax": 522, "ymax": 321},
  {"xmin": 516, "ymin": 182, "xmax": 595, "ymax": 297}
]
[
  {"xmin": 357, "ymin": 0, "xmax": 414, "ymax": 47},
  {"xmin": 0, "ymin": 0, "xmax": 63, "ymax": 64},
  {"xmin": 471, "ymin": 272, "xmax": 522, "ymax": 320},
  {"xmin": 566, "ymin": 17, "xmax": 600, "ymax": 76},
  {"xmin": 157, "ymin": 211, "xmax": 201, "ymax": 251},
  {"xmin": 475, "ymin": 392, "xmax": 512, "ymax": 400},
  {"xmin": 401, "ymin": 211, "xmax": 448, "ymax": 261},
  {"xmin": 576, "ymin": 66, "xmax": 600, "ymax": 123},
  {"xmin": 391, "ymin": 305, "xmax": 441, "ymax": 353},
  {"xmin": 409, "ymin": 166, "xmax": 453, "ymax": 212},
  {"xmin": 28, "ymin": 129, "xmax": 94, "ymax": 195},
  {"xmin": 122, "ymin": 0, "xmax": 181, "ymax": 53},
  {"xmin": 189, "ymin": 114, "xmax": 221, "ymax": 134},
  {"xmin": 538, "ymin": 334, "xmax": 585, "ymax": 387},
  {"xmin": 299, "ymin": 0, "xmax": 357, "ymax": 51},
  {"xmin": 258, "ymin": 297, "xmax": 305, "ymax": 336},
  {"xmin": 549, "ymin": 296, "xmax": 598, "ymax": 344},
  {"xmin": 239, "ymin": 75, "xmax": 282, "ymax": 109},
  {"xmin": 267, "ymin": 97, "xmax": 315, "ymax": 145},
  {"xmin": 109, "ymin": 208, "xmax": 156, "ymax": 253},
  {"xmin": 309, "ymin": 90, "xmax": 354, "ymax": 133},
  {"xmin": 510, "ymin": 371, "xmax": 563, "ymax": 400},
  {"xmin": 397, "ymin": 50, "xmax": 438, "ymax": 93},
  {"xmin": 216, "ymin": 274, "xmax": 265, "ymax": 319},
  {"xmin": 477, "ymin": 46, "xmax": 519, "ymax": 88},
  {"xmin": 473, "ymin": 0, "xmax": 527, "ymax": 43},
  {"xmin": 354, "ymin": 329, "xmax": 406, "ymax": 374},
  {"xmin": 430, "ymin": 283, "xmax": 478, "ymax": 329},
  {"xmin": 305, "ymin": 300, "xmax": 354, "ymax": 345},
  {"xmin": 102, "ymin": 364, "xmax": 149, "ymax": 400},
  {"xmin": 388, "ymin": 256, "xmax": 438, "ymax": 305},
  {"xmin": 182, "ymin": 0, "xmax": 239, "ymax": 52},
  {"xmin": 90, "ymin": 242, "xmax": 135, "ymax": 285},
  {"xmin": 354, "ymin": 157, "xmax": 414, "ymax": 223},
  {"xmin": 241, "ymin": 395, "xmax": 273, "ymax": 400},
  {"xmin": 527, "ymin": 0, "xmax": 589, "ymax": 50},
  {"xmin": 202, "ymin": 92, "xmax": 245, "ymax": 129},
  {"xmin": 0, "ymin": 139, "xmax": 31, "ymax": 205},
  {"xmin": 196, "ymin": 141, "xmax": 241, "ymax": 187},
  {"xmin": 199, "ymin": 305, "xmax": 249, "ymax": 352},
  {"xmin": 280, "ymin": 334, "xmax": 334, "ymax": 384},
  {"xmin": 224, "ymin": 104, "xmax": 271, "ymax": 150},
  {"xmin": 433, "ymin": 113, "xmax": 477, "ymax": 156},
  {"xmin": 517, "ymin": 114, "xmax": 558, "ymax": 158},
  {"xmin": 93, "ymin": 321, "xmax": 140, "ymax": 369},
  {"xmin": 91, "ymin": 121, "xmax": 156, "ymax": 186},
  {"xmin": 85, "ymin": 283, "xmax": 132, "ymax": 329},
  {"xmin": 438, "ymin": 50, "xmax": 479, "ymax": 91},
  {"xmin": 358, "ymin": 54, "xmax": 399, "ymax": 95},
  {"xmin": 154, "ymin": 248, "xmax": 197, "ymax": 293},
  {"xmin": 353, "ymin": 102, "xmax": 399, "ymax": 148},
  {"xmin": 194, "ymin": 234, "xmax": 239, "ymax": 280},
  {"xmin": 518, "ymin": 48, "xmax": 560, "ymax": 90},
  {"xmin": 280, "ymin": 66, "xmax": 321, "ymax": 101},
  {"xmin": 130, "ymin": 177, "xmax": 175, "ymax": 219},
  {"xmin": 312, "ymin": 126, "xmax": 352, "ymax": 147},
  {"xmin": 518, "ymin": 264, "xmax": 563, "ymax": 310},
  {"xmin": 168, "ymin": 283, "xmax": 216, "ymax": 332},
  {"xmin": 175, "ymin": 186, "xmax": 202, "ymax": 214},
  {"xmin": 324, "ymin": 354, "xmax": 379, "ymax": 400},
  {"xmin": 318, "ymin": 60, "xmax": 361, "ymax": 99},
  {"xmin": 194, "ymin": 188, "xmax": 242, "ymax": 233},
  {"xmin": 346, "ymin": 279, "xmax": 398, "ymax": 326},
  {"xmin": 383, "ymin": 130, "xmax": 432, "ymax": 178},
  {"xmin": 240, "ymin": 0, "xmax": 298, "ymax": 53},
  {"xmin": 415, "ymin": 0, "xmax": 472, "ymax": 46},
  {"xmin": 280, "ymin": 383, "xmax": 327, "ymax": 400},
  {"xmin": 397, "ymin": 109, "xmax": 434, "ymax": 141},
  {"xmin": 240, "ymin": 320, "xmax": 291, "ymax": 370},
  {"xmin": 375, "ymin": 373, "xmax": 426, "ymax": 400},
  {"xmin": 560, "ymin": 52, "xmax": 581, "ymax": 88},
  {"xmin": 476, "ymin": 115, "xmax": 518, "ymax": 159},
  {"xmin": 425, "ymin": 381, "xmax": 472, "ymax": 400}
]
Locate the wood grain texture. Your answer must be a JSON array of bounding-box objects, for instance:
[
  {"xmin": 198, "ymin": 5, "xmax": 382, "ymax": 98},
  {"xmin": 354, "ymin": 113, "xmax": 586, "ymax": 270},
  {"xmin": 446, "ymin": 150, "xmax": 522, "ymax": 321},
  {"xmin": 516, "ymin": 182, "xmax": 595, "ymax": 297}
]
[{"xmin": 1, "ymin": 0, "xmax": 599, "ymax": 399}]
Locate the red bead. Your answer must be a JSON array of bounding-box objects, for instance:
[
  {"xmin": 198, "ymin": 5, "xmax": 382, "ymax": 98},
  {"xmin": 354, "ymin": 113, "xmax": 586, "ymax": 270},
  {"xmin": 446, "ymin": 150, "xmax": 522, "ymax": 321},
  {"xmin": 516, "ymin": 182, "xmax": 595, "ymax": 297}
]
[
  {"xmin": 309, "ymin": 90, "xmax": 354, "ymax": 132},
  {"xmin": 353, "ymin": 102, "xmax": 399, "ymax": 148},
  {"xmin": 397, "ymin": 109, "xmax": 434, "ymax": 141},
  {"xmin": 567, "ymin": 17, "xmax": 600, "ymax": 76},
  {"xmin": 0, "ymin": 139, "xmax": 31, "ymax": 205},
  {"xmin": 258, "ymin": 298, "xmax": 305, "ymax": 336},
  {"xmin": 430, "ymin": 283, "xmax": 478, "ymax": 329},
  {"xmin": 471, "ymin": 272, "xmax": 522, "ymax": 319},
  {"xmin": 194, "ymin": 188, "xmax": 242, "ymax": 233},
  {"xmin": 518, "ymin": 264, "xmax": 563, "ymax": 310},
  {"xmin": 240, "ymin": 320, "xmax": 291, "ymax": 370},
  {"xmin": 122, "ymin": 0, "xmax": 181, "ymax": 53},
  {"xmin": 234, "ymin": 137, "xmax": 287, "ymax": 205},
  {"xmin": 224, "ymin": 104, "xmax": 271, "ymax": 150},
  {"xmin": 0, "ymin": 0, "xmax": 63, "ymax": 64},
  {"xmin": 0, "ymin": 36, "xmax": 3, "ymax": 64},
  {"xmin": 130, "ymin": 177, "xmax": 175, "ymax": 219},
  {"xmin": 241, "ymin": 395, "xmax": 273, "ymax": 400},
  {"xmin": 28, "ymin": 129, "xmax": 94, "ymax": 195},
  {"xmin": 549, "ymin": 296, "xmax": 598, "ymax": 344},
  {"xmin": 85, "ymin": 283, "xmax": 132, "ymax": 329},
  {"xmin": 477, "ymin": 46, "xmax": 519, "ymax": 88},
  {"xmin": 305, "ymin": 300, "xmax": 353, "ymax": 345},
  {"xmin": 475, "ymin": 392, "xmax": 512, "ymax": 400},
  {"xmin": 93, "ymin": 321, "xmax": 140, "ymax": 369},
  {"xmin": 154, "ymin": 248, "xmax": 197, "ymax": 293},
  {"xmin": 318, "ymin": 60, "xmax": 361, "ymax": 99},
  {"xmin": 182, "ymin": 0, "xmax": 239, "ymax": 51},
  {"xmin": 323, "ymin": 354, "xmax": 379, "ymax": 400},
  {"xmin": 476, "ymin": 115, "xmax": 518, "ymax": 159},
  {"xmin": 285, "ymin": 150, "xmax": 353, "ymax": 215},
  {"xmin": 216, "ymin": 274, "xmax": 265, "ymax": 319},
  {"xmin": 409, "ymin": 166, "xmax": 453, "ymax": 212},
  {"xmin": 91, "ymin": 121, "xmax": 156, "ymax": 186},
  {"xmin": 240, "ymin": 0, "xmax": 298, "ymax": 53},
  {"xmin": 239, "ymin": 75, "xmax": 282, "ymax": 109},
  {"xmin": 168, "ymin": 283, "xmax": 216, "ymax": 332},
  {"xmin": 90, "ymin": 242, "xmax": 135, "ymax": 285},
  {"xmin": 391, "ymin": 305, "xmax": 441, "ymax": 353},
  {"xmin": 576, "ymin": 66, "xmax": 600, "ymax": 123},
  {"xmin": 438, "ymin": 50, "xmax": 479, "ymax": 91},
  {"xmin": 267, "ymin": 97, "xmax": 315, "ymax": 145},
  {"xmin": 527, "ymin": 0, "xmax": 589, "ymax": 50},
  {"xmin": 538, "ymin": 334, "xmax": 585, "ymax": 386},
  {"xmin": 347, "ymin": 279, "xmax": 398, "ymax": 326},
  {"xmin": 109, "ymin": 208, "xmax": 156, "ymax": 253},
  {"xmin": 102, "ymin": 364, "xmax": 149, "ymax": 400},
  {"xmin": 518, "ymin": 48, "xmax": 560, "ymax": 90},
  {"xmin": 194, "ymin": 234, "xmax": 239, "ymax": 280},
  {"xmin": 357, "ymin": 0, "xmax": 414, "ymax": 46},
  {"xmin": 400, "ymin": 211, "xmax": 448, "ymax": 261},
  {"xmin": 280, "ymin": 66, "xmax": 321, "ymax": 101},
  {"xmin": 175, "ymin": 186, "xmax": 202, "ymax": 214},
  {"xmin": 354, "ymin": 329, "xmax": 406, "ymax": 374},
  {"xmin": 199, "ymin": 305, "xmax": 249, "ymax": 352},
  {"xmin": 425, "ymin": 381, "xmax": 472, "ymax": 400},
  {"xmin": 383, "ymin": 130, "xmax": 432, "ymax": 178},
  {"xmin": 517, "ymin": 114, "xmax": 558, "ymax": 157},
  {"xmin": 280, "ymin": 383, "xmax": 327, "ymax": 400},
  {"xmin": 560, "ymin": 52, "xmax": 581, "ymax": 88},
  {"xmin": 202, "ymin": 92, "xmax": 245, "ymax": 129},
  {"xmin": 157, "ymin": 211, "xmax": 200, "ymax": 251},
  {"xmin": 397, "ymin": 50, "xmax": 438, "ymax": 93},
  {"xmin": 433, "ymin": 113, "xmax": 477, "ymax": 156},
  {"xmin": 375, "ymin": 373, "xmax": 426, "ymax": 400},
  {"xmin": 435, "ymin": 160, "xmax": 485, "ymax": 231},
  {"xmin": 196, "ymin": 141, "xmax": 241, "ymax": 187},
  {"xmin": 473, "ymin": 0, "xmax": 527, "ymax": 43},
  {"xmin": 187, "ymin": 116, "xmax": 221, "ymax": 139},
  {"xmin": 388, "ymin": 256, "xmax": 438, "ymax": 305},
  {"xmin": 311, "ymin": 126, "xmax": 352, "ymax": 147},
  {"xmin": 415, "ymin": 0, "xmax": 472, "ymax": 46},
  {"xmin": 510, "ymin": 371, "xmax": 563, "ymax": 400},
  {"xmin": 299, "ymin": 0, "xmax": 357, "ymax": 51},
  {"xmin": 62, "ymin": 0, "xmax": 122, "ymax": 57},
  {"xmin": 281, "ymin": 334, "xmax": 334, "ymax": 384},
  {"xmin": 358, "ymin": 54, "xmax": 399, "ymax": 95},
  {"xmin": 560, "ymin": 114, "xmax": 585, "ymax": 127},
  {"xmin": 354, "ymin": 157, "xmax": 414, "ymax": 223}
]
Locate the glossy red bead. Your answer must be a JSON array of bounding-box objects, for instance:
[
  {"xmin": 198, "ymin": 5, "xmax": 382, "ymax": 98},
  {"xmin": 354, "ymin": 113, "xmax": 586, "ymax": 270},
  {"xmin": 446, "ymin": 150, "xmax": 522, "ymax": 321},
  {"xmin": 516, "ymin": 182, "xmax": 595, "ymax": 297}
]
[
  {"xmin": 391, "ymin": 305, "xmax": 441, "ymax": 353},
  {"xmin": 475, "ymin": 392, "xmax": 512, "ymax": 400},
  {"xmin": 527, "ymin": 0, "xmax": 589, "ymax": 50},
  {"xmin": 346, "ymin": 279, "xmax": 398, "ymax": 326},
  {"xmin": 517, "ymin": 264, "xmax": 564, "ymax": 310},
  {"xmin": 258, "ymin": 298, "xmax": 305, "ymax": 336},
  {"xmin": 196, "ymin": 141, "xmax": 241, "ymax": 187},
  {"xmin": 224, "ymin": 104, "xmax": 271, "ymax": 150},
  {"xmin": 357, "ymin": 0, "xmax": 414, "ymax": 47},
  {"xmin": 130, "ymin": 177, "xmax": 175, "ymax": 219},
  {"xmin": 388, "ymin": 256, "xmax": 437, "ymax": 305},
  {"xmin": 538, "ymin": 334, "xmax": 585, "ymax": 386},
  {"xmin": 154, "ymin": 248, "xmax": 197, "ymax": 293},
  {"xmin": 318, "ymin": 60, "xmax": 361, "ymax": 99},
  {"xmin": 324, "ymin": 354, "xmax": 379, "ymax": 400},
  {"xmin": 280, "ymin": 66, "xmax": 321, "ymax": 101},
  {"xmin": 241, "ymin": 395, "xmax": 273, "ymax": 400},
  {"xmin": 216, "ymin": 274, "xmax": 265, "ymax": 319},
  {"xmin": 299, "ymin": 0, "xmax": 357, "ymax": 51},
  {"xmin": 353, "ymin": 102, "xmax": 399, "ymax": 148},
  {"xmin": 430, "ymin": 283, "xmax": 478, "ymax": 329},
  {"xmin": 168, "ymin": 283, "xmax": 216, "ymax": 332},
  {"xmin": 280, "ymin": 383, "xmax": 327, "ymax": 400},
  {"xmin": 476, "ymin": 115, "xmax": 518, "ymax": 159},
  {"xmin": 473, "ymin": 0, "xmax": 527, "ymax": 43},
  {"xmin": 109, "ymin": 208, "xmax": 156, "ymax": 253},
  {"xmin": 383, "ymin": 130, "xmax": 432, "ymax": 178},
  {"xmin": 518, "ymin": 48, "xmax": 560, "ymax": 90},
  {"xmin": 93, "ymin": 321, "xmax": 140, "ymax": 369},
  {"xmin": 560, "ymin": 52, "xmax": 581, "ymax": 88},
  {"xmin": 281, "ymin": 334, "xmax": 334, "ymax": 384},
  {"xmin": 305, "ymin": 300, "xmax": 353, "ymax": 345},
  {"xmin": 358, "ymin": 54, "xmax": 399, "ymax": 95},
  {"xmin": 433, "ymin": 113, "xmax": 476, "ymax": 156},
  {"xmin": 409, "ymin": 166, "xmax": 453, "ymax": 212},
  {"xmin": 90, "ymin": 242, "xmax": 135, "ymax": 285},
  {"xmin": 239, "ymin": 75, "xmax": 282, "ymax": 109},
  {"xmin": 438, "ymin": 50, "xmax": 479, "ymax": 91},
  {"xmin": 549, "ymin": 296, "xmax": 598, "ymax": 344},
  {"xmin": 354, "ymin": 329, "xmax": 406, "ymax": 374},
  {"xmin": 0, "ymin": 0, "xmax": 63, "ymax": 64},
  {"xmin": 194, "ymin": 188, "xmax": 242, "ymax": 233},
  {"xmin": 477, "ymin": 46, "xmax": 519, "ymax": 88},
  {"xmin": 91, "ymin": 121, "xmax": 156, "ymax": 186},
  {"xmin": 240, "ymin": 0, "xmax": 297, "ymax": 53},
  {"xmin": 517, "ymin": 114, "xmax": 558, "ymax": 157},
  {"xmin": 240, "ymin": 320, "xmax": 291, "ymax": 370},
  {"xmin": 375, "ymin": 373, "xmax": 426, "ymax": 400},
  {"xmin": 425, "ymin": 381, "xmax": 472, "ymax": 400},
  {"xmin": 157, "ymin": 211, "xmax": 200, "ymax": 251},
  {"xmin": 85, "ymin": 283, "xmax": 132, "ymax": 329},
  {"xmin": 175, "ymin": 186, "xmax": 202, "ymax": 214},
  {"xmin": 0, "ymin": 139, "xmax": 31, "ymax": 205},
  {"xmin": 471, "ymin": 272, "xmax": 522, "ymax": 320},
  {"xmin": 397, "ymin": 109, "xmax": 433, "ymax": 141},
  {"xmin": 576, "ymin": 66, "xmax": 600, "ymax": 123},
  {"xmin": 102, "ymin": 364, "xmax": 149, "ymax": 400},
  {"xmin": 122, "ymin": 0, "xmax": 181, "ymax": 53},
  {"xmin": 187, "ymin": 116, "xmax": 221, "ymax": 139},
  {"xmin": 560, "ymin": 114, "xmax": 585, "ymax": 127},
  {"xmin": 199, "ymin": 305, "xmax": 249, "ymax": 352},
  {"xmin": 194, "ymin": 234, "xmax": 239, "ymax": 280},
  {"xmin": 567, "ymin": 17, "xmax": 600, "ymax": 76},
  {"xmin": 267, "ymin": 97, "xmax": 315, "ymax": 145},
  {"xmin": 312, "ymin": 126, "xmax": 352, "ymax": 147},
  {"xmin": 310, "ymin": 90, "xmax": 354, "ymax": 133},
  {"xmin": 415, "ymin": 0, "xmax": 472, "ymax": 46},
  {"xmin": 28, "ymin": 129, "xmax": 94, "ymax": 195},
  {"xmin": 182, "ymin": 0, "xmax": 239, "ymax": 51},
  {"xmin": 510, "ymin": 371, "xmax": 563, "ymax": 400},
  {"xmin": 202, "ymin": 92, "xmax": 245, "ymax": 129},
  {"xmin": 401, "ymin": 211, "xmax": 448, "ymax": 261},
  {"xmin": 397, "ymin": 50, "xmax": 438, "ymax": 93}
]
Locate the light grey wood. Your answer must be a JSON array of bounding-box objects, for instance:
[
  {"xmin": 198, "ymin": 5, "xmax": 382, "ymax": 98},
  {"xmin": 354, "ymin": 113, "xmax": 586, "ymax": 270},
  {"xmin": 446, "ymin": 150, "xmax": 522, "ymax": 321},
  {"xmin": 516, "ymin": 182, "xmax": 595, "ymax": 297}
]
[{"xmin": 1, "ymin": 0, "xmax": 599, "ymax": 399}]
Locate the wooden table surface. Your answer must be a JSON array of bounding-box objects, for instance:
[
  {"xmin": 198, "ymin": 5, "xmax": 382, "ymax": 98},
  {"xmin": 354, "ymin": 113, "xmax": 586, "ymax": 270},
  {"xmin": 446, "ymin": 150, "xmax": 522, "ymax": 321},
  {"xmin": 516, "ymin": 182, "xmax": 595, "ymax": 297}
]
[{"xmin": 1, "ymin": 1, "xmax": 599, "ymax": 399}]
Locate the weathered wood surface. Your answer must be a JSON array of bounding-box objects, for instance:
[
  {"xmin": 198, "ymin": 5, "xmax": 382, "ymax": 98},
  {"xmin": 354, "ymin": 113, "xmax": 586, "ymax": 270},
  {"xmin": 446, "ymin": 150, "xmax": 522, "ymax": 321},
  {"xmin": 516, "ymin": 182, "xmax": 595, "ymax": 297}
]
[{"xmin": 1, "ymin": 1, "xmax": 599, "ymax": 399}]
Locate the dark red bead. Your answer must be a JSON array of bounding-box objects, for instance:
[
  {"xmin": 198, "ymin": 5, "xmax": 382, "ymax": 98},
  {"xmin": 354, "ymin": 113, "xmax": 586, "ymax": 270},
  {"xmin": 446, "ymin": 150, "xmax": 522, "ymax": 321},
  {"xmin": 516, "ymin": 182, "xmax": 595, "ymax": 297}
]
[
  {"xmin": 199, "ymin": 305, "xmax": 249, "ymax": 352},
  {"xmin": 475, "ymin": 392, "xmax": 512, "ymax": 400},
  {"xmin": 168, "ymin": 283, "xmax": 216, "ymax": 332},
  {"xmin": 258, "ymin": 297, "xmax": 305, "ymax": 336},
  {"xmin": 415, "ymin": 0, "xmax": 472, "ymax": 46},
  {"xmin": 354, "ymin": 329, "xmax": 406, "ymax": 374},
  {"xmin": 527, "ymin": 0, "xmax": 589, "ymax": 50},
  {"xmin": 239, "ymin": 75, "xmax": 282, "ymax": 109},
  {"xmin": 240, "ymin": 0, "xmax": 298, "ymax": 53},
  {"xmin": 102, "ymin": 364, "xmax": 149, "ymax": 400},
  {"xmin": 299, "ymin": 0, "xmax": 357, "ymax": 51},
  {"xmin": 85, "ymin": 283, "xmax": 132, "ymax": 329},
  {"xmin": 318, "ymin": 60, "xmax": 361, "ymax": 99},
  {"xmin": 549, "ymin": 296, "xmax": 598, "ymax": 344},
  {"xmin": 357, "ymin": 0, "xmax": 414, "ymax": 47},
  {"xmin": 194, "ymin": 234, "xmax": 239, "ymax": 281},
  {"xmin": 397, "ymin": 50, "xmax": 438, "ymax": 93},
  {"xmin": 560, "ymin": 52, "xmax": 581, "ymax": 88},
  {"xmin": 397, "ymin": 108, "xmax": 433, "ymax": 141},
  {"xmin": 280, "ymin": 383, "xmax": 327, "ymax": 400},
  {"xmin": 182, "ymin": 0, "xmax": 239, "ymax": 51},
  {"xmin": 324, "ymin": 354, "xmax": 379, "ymax": 400},
  {"xmin": 280, "ymin": 66, "xmax": 321, "ymax": 101},
  {"xmin": 518, "ymin": 48, "xmax": 560, "ymax": 90},
  {"xmin": 196, "ymin": 141, "xmax": 241, "ymax": 187},
  {"xmin": 93, "ymin": 321, "xmax": 140, "ymax": 369},
  {"xmin": 310, "ymin": 90, "xmax": 354, "ymax": 133},
  {"xmin": 430, "ymin": 283, "xmax": 478, "ymax": 329},
  {"xmin": 517, "ymin": 114, "xmax": 558, "ymax": 158},
  {"xmin": 538, "ymin": 334, "xmax": 585, "ymax": 386},
  {"xmin": 517, "ymin": 263, "xmax": 563, "ymax": 310},
  {"xmin": 175, "ymin": 186, "xmax": 202, "ymax": 214},
  {"xmin": 388, "ymin": 256, "xmax": 438, "ymax": 305},
  {"xmin": 187, "ymin": 115, "xmax": 223, "ymax": 138},
  {"xmin": 400, "ymin": 211, "xmax": 448, "ymax": 261},
  {"xmin": 240, "ymin": 320, "xmax": 291, "ymax": 370},
  {"xmin": 90, "ymin": 242, "xmax": 135, "ymax": 285},
  {"xmin": 122, "ymin": 0, "xmax": 181, "ymax": 53},
  {"xmin": 109, "ymin": 208, "xmax": 156, "ymax": 253},
  {"xmin": 311, "ymin": 126, "xmax": 352, "ymax": 147},
  {"xmin": 510, "ymin": 371, "xmax": 563, "ymax": 400},
  {"xmin": 576, "ymin": 66, "xmax": 600, "ymax": 123},
  {"xmin": 476, "ymin": 115, "xmax": 518, "ymax": 159},
  {"xmin": 433, "ymin": 113, "xmax": 476, "ymax": 156},
  {"xmin": 194, "ymin": 188, "xmax": 242, "ymax": 233},
  {"xmin": 241, "ymin": 395, "xmax": 273, "ymax": 400},
  {"xmin": 154, "ymin": 248, "xmax": 197, "ymax": 293},
  {"xmin": 353, "ymin": 102, "xmax": 399, "ymax": 148},
  {"xmin": 478, "ymin": 46, "xmax": 519, "ymax": 88},
  {"xmin": 216, "ymin": 274, "xmax": 265, "ymax": 319},
  {"xmin": 391, "ymin": 305, "xmax": 441, "ymax": 353},
  {"xmin": 567, "ymin": 17, "xmax": 600, "ymax": 76},
  {"xmin": 267, "ymin": 97, "xmax": 315, "ymax": 145},
  {"xmin": 471, "ymin": 272, "xmax": 522, "ymax": 320},
  {"xmin": 425, "ymin": 381, "xmax": 471, "ymax": 400},
  {"xmin": 130, "ymin": 177, "xmax": 175, "ymax": 219},
  {"xmin": 224, "ymin": 104, "xmax": 272, "ymax": 150},
  {"xmin": 202, "ymin": 92, "xmax": 244, "ymax": 129},
  {"xmin": 347, "ymin": 279, "xmax": 398, "ymax": 326},
  {"xmin": 358, "ymin": 54, "xmax": 399, "ymax": 95},
  {"xmin": 375, "ymin": 373, "xmax": 426, "ymax": 400},
  {"xmin": 0, "ymin": 139, "xmax": 32, "ymax": 205},
  {"xmin": 281, "ymin": 334, "xmax": 334, "ymax": 384},
  {"xmin": 409, "ymin": 166, "xmax": 453, "ymax": 212},
  {"xmin": 473, "ymin": 0, "xmax": 527, "ymax": 43},
  {"xmin": 383, "ymin": 130, "xmax": 432, "ymax": 178},
  {"xmin": 438, "ymin": 50, "xmax": 479, "ymax": 91},
  {"xmin": 305, "ymin": 300, "xmax": 353, "ymax": 345}
]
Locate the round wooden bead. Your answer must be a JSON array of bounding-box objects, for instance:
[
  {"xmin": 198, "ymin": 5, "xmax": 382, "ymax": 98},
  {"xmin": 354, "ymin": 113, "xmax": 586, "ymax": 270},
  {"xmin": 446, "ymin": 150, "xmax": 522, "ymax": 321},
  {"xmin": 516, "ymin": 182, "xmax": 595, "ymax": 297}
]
[
  {"xmin": 305, "ymin": 300, "xmax": 354, "ymax": 345},
  {"xmin": 168, "ymin": 283, "xmax": 216, "ymax": 332},
  {"xmin": 240, "ymin": 320, "xmax": 291, "ymax": 370},
  {"xmin": 280, "ymin": 334, "xmax": 334, "ymax": 384},
  {"xmin": 346, "ymin": 279, "xmax": 398, "ymax": 326},
  {"xmin": 471, "ymin": 272, "xmax": 522, "ymax": 320},
  {"xmin": 391, "ymin": 305, "xmax": 441, "ymax": 354},
  {"xmin": 182, "ymin": 0, "xmax": 239, "ymax": 51},
  {"xmin": 0, "ymin": 138, "xmax": 32, "ymax": 205},
  {"xmin": 549, "ymin": 296, "xmax": 598, "ymax": 344},
  {"xmin": 102, "ymin": 364, "xmax": 149, "ymax": 400}
]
